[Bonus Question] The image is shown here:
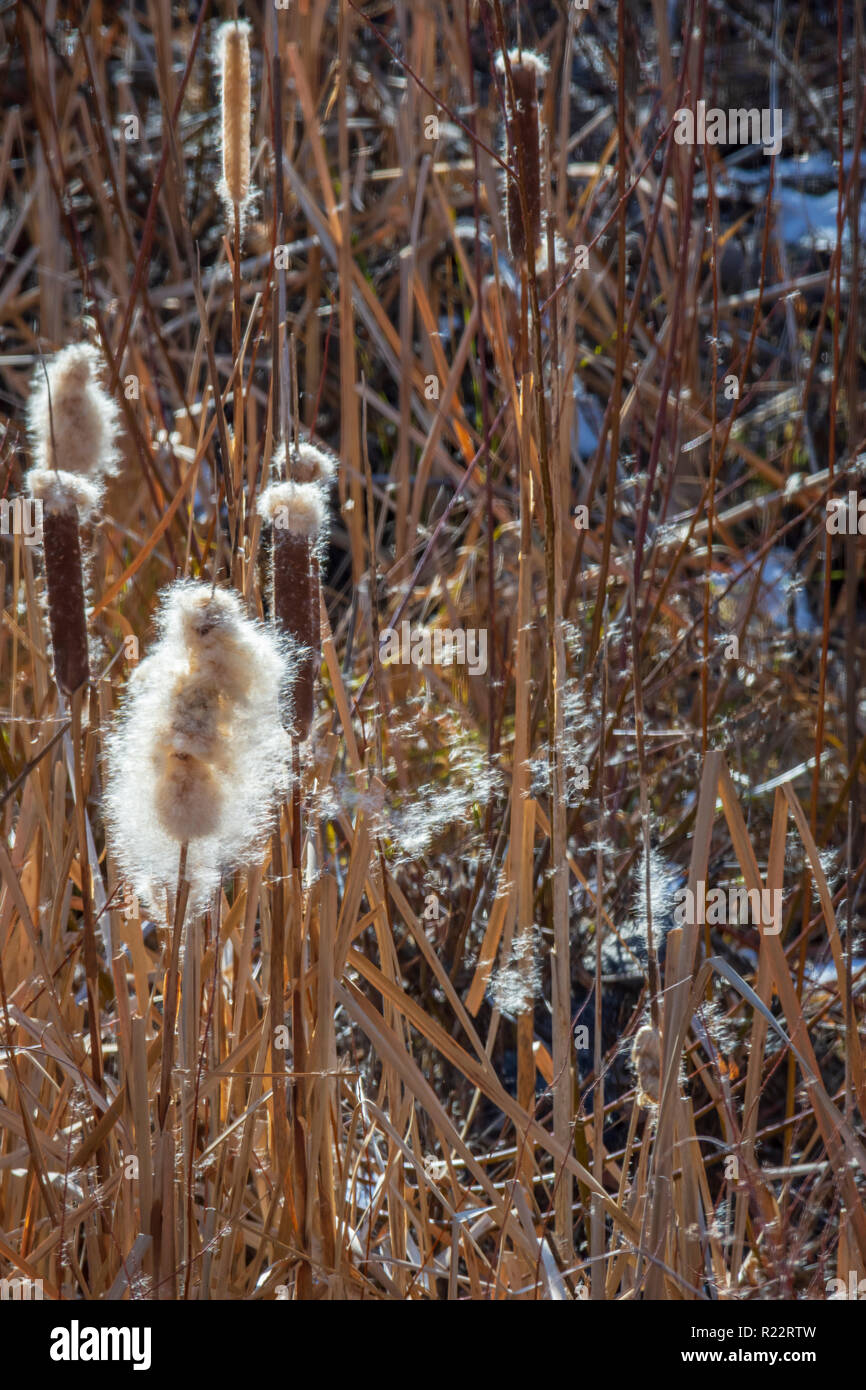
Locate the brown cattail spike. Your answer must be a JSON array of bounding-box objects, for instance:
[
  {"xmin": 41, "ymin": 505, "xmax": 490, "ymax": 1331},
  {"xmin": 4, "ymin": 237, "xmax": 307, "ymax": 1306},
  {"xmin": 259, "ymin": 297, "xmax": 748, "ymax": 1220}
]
[
  {"xmin": 257, "ymin": 480, "xmax": 326, "ymax": 742},
  {"xmin": 275, "ymin": 530, "xmax": 317, "ymax": 739},
  {"xmin": 217, "ymin": 20, "xmax": 252, "ymax": 236},
  {"xmin": 496, "ymin": 51, "xmax": 547, "ymax": 264},
  {"xmin": 41, "ymin": 504, "xmax": 89, "ymax": 694}
]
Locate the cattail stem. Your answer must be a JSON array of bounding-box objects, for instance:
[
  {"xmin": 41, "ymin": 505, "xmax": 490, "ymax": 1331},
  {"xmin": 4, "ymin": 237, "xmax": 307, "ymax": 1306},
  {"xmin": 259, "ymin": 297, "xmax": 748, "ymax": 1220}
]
[
  {"xmin": 288, "ymin": 857, "xmax": 311, "ymax": 1299},
  {"xmin": 70, "ymin": 690, "xmax": 101, "ymax": 1087},
  {"xmin": 70, "ymin": 686, "xmax": 111, "ymax": 1243},
  {"xmin": 269, "ymin": 827, "xmax": 291, "ymax": 1185},
  {"xmin": 231, "ymin": 215, "xmax": 244, "ymax": 589},
  {"xmin": 157, "ymin": 842, "xmax": 189, "ymax": 1131},
  {"xmin": 43, "ymin": 506, "xmax": 89, "ymax": 694}
]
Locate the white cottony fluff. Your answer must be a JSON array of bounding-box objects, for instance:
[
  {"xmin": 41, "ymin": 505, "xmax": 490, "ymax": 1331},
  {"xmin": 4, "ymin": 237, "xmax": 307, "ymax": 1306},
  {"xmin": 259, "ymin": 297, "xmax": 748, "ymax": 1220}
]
[
  {"xmin": 257, "ymin": 478, "xmax": 327, "ymax": 541},
  {"xmin": 493, "ymin": 48, "xmax": 549, "ymax": 81},
  {"xmin": 271, "ymin": 439, "xmax": 339, "ymax": 487},
  {"xmin": 105, "ymin": 581, "xmax": 292, "ymax": 915},
  {"xmin": 26, "ymin": 467, "xmax": 102, "ymax": 516},
  {"xmin": 26, "ymin": 342, "xmax": 121, "ymax": 483}
]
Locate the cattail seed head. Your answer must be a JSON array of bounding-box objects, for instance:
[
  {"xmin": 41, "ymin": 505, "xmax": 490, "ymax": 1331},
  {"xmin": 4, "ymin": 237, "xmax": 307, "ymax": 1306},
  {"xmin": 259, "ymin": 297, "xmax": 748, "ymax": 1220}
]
[
  {"xmin": 26, "ymin": 342, "xmax": 120, "ymax": 482},
  {"xmin": 258, "ymin": 477, "xmax": 327, "ymax": 542},
  {"xmin": 155, "ymin": 752, "xmax": 221, "ymax": 842},
  {"xmin": 272, "ymin": 439, "xmax": 339, "ymax": 488},
  {"xmin": 25, "ymin": 343, "xmax": 121, "ymax": 694},
  {"xmin": 217, "ymin": 20, "xmax": 252, "ymax": 238},
  {"xmin": 495, "ymin": 50, "xmax": 547, "ymax": 266},
  {"xmin": 631, "ymin": 1024, "xmax": 661, "ymax": 1108},
  {"xmin": 164, "ymin": 672, "xmax": 228, "ymax": 765},
  {"xmin": 258, "ymin": 479, "xmax": 328, "ymax": 741},
  {"xmin": 105, "ymin": 580, "xmax": 291, "ymax": 914}
]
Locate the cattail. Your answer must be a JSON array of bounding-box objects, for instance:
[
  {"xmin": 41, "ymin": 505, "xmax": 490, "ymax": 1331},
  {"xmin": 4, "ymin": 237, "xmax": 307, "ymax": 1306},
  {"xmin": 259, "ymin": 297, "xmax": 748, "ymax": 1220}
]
[
  {"xmin": 26, "ymin": 343, "xmax": 120, "ymax": 694},
  {"xmin": 37, "ymin": 499, "xmax": 91, "ymax": 693},
  {"xmin": 631, "ymin": 1024, "xmax": 661, "ymax": 1108},
  {"xmin": 256, "ymin": 440, "xmax": 337, "ymax": 741},
  {"xmin": 495, "ymin": 50, "xmax": 547, "ymax": 266},
  {"xmin": 105, "ymin": 581, "xmax": 291, "ymax": 914},
  {"xmin": 217, "ymin": 20, "xmax": 252, "ymax": 239},
  {"xmin": 258, "ymin": 479, "xmax": 326, "ymax": 741}
]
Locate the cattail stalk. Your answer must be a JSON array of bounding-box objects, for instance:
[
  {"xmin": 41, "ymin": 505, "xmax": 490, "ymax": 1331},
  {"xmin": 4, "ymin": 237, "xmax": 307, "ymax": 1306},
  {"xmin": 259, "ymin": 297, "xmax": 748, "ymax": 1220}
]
[
  {"xmin": 157, "ymin": 844, "xmax": 189, "ymax": 1130},
  {"xmin": 25, "ymin": 344, "xmax": 120, "ymax": 1193}
]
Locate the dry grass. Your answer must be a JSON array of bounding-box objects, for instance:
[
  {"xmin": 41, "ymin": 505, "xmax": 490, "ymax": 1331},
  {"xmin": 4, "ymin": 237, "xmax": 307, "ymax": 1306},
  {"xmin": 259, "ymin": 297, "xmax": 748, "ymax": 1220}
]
[{"xmin": 0, "ymin": 0, "xmax": 864, "ymax": 1301}]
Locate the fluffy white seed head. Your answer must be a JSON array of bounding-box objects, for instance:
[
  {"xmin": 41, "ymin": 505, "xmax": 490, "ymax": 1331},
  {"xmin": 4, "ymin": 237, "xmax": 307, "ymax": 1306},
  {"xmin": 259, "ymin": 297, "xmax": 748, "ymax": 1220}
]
[
  {"xmin": 26, "ymin": 343, "xmax": 121, "ymax": 483},
  {"xmin": 493, "ymin": 48, "xmax": 549, "ymax": 82},
  {"xmin": 271, "ymin": 439, "xmax": 339, "ymax": 487},
  {"xmin": 161, "ymin": 582, "xmax": 260, "ymax": 702},
  {"xmin": 296, "ymin": 441, "xmax": 338, "ymax": 485},
  {"xmin": 155, "ymin": 753, "xmax": 222, "ymax": 843},
  {"xmin": 257, "ymin": 479, "xmax": 327, "ymax": 543},
  {"xmin": 26, "ymin": 467, "xmax": 102, "ymax": 515},
  {"xmin": 105, "ymin": 580, "xmax": 292, "ymax": 916}
]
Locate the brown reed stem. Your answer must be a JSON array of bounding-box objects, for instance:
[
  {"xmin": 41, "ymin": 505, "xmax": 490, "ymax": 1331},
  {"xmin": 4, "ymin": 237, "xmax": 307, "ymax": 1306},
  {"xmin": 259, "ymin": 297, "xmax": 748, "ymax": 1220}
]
[{"xmin": 158, "ymin": 842, "xmax": 190, "ymax": 1131}]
